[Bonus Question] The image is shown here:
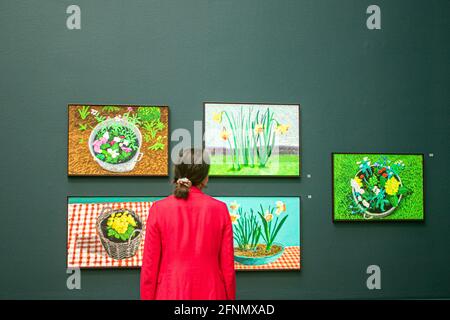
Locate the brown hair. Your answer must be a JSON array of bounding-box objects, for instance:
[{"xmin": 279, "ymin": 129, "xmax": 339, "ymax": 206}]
[{"xmin": 173, "ymin": 148, "xmax": 210, "ymax": 199}]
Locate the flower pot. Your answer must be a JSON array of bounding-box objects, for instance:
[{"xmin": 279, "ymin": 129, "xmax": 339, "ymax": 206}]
[
  {"xmin": 352, "ymin": 166, "xmax": 403, "ymax": 220},
  {"xmin": 96, "ymin": 207, "xmax": 143, "ymax": 260},
  {"xmin": 234, "ymin": 243, "xmax": 284, "ymax": 266},
  {"xmin": 88, "ymin": 118, "xmax": 144, "ymax": 173}
]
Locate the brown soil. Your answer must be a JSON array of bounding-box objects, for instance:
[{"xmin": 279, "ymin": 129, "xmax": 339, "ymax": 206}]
[
  {"xmin": 68, "ymin": 105, "xmax": 169, "ymax": 176},
  {"xmin": 234, "ymin": 244, "xmax": 282, "ymax": 257}
]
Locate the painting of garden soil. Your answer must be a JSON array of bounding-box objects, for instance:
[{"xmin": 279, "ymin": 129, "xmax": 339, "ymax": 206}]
[
  {"xmin": 332, "ymin": 153, "xmax": 424, "ymax": 222},
  {"xmin": 204, "ymin": 103, "xmax": 300, "ymax": 176},
  {"xmin": 68, "ymin": 105, "xmax": 168, "ymax": 176},
  {"xmin": 67, "ymin": 196, "xmax": 300, "ymax": 270}
]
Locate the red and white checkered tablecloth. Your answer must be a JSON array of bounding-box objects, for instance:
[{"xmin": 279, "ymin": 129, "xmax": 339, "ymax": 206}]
[
  {"xmin": 234, "ymin": 246, "xmax": 301, "ymax": 271},
  {"xmin": 67, "ymin": 201, "xmax": 152, "ymax": 268},
  {"xmin": 68, "ymin": 202, "xmax": 301, "ymax": 270}
]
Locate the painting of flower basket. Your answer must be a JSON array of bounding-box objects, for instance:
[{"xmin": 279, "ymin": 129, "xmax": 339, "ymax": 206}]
[
  {"xmin": 68, "ymin": 105, "xmax": 169, "ymax": 176},
  {"xmin": 68, "ymin": 196, "xmax": 300, "ymax": 270},
  {"xmin": 332, "ymin": 153, "xmax": 424, "ymax": 222},
  {"xmin": 204, "ymin": 103, "xmax": 301, "ymax": 177}
]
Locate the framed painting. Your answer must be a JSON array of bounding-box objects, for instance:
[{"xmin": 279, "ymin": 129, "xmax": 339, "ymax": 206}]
[
  {"xmin": 204, "ymin": 102, "xmax": 301, "ymax": 177},
  {"xmin": 332, "ymin": 153, "xmax": 425, "ymax": 222},
  {"xmin": 67, "ymin": 104, "xmax": 169, "ymax": 176},
  {"xmin": 67, "ymin": 196, "xmax": 300, "ymax": 270}
]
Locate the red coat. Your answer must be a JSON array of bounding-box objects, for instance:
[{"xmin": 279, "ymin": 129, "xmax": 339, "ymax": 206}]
[{"xmin": 140, "ymin": 186, "xmax": 236, "ymax": 300}]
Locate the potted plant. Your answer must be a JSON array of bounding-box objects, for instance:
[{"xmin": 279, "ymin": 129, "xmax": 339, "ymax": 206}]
[
  {"xmin": 96, "ymin": 207, "xmax": 143, "ymax": 260},
  {"xmin": 230, "ymin": 201, "xmax": 288, "ymax": 265},
  {"xmin": 88, "ymin": 118, "xmax": 144, "ymax": 173},
  {"xmin": 349, "ymin": 156, "xmax": 411, "ymax": 219}
]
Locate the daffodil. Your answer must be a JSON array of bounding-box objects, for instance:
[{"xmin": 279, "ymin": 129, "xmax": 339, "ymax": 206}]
[
  {"xmin": 275, "ymin": 201, "xmax": 286, "ymax": 215},
  {"xmin": 220, "ymin": 128, "xmax": 230, "ymax": 141},
  {"xmin": 275, "ymin": 124, "xmax": 290, "ymax": 135},
  {"xmin": 212, "ymin": 112, "xmax": 223, "ymax": 124},
  {"xmin": 229, "ymin": 201, "xmax": 240, "ymax": 212},
  {"xmin": 385, "ymin": 177, "xmax": 400, "ymax": 195},
  {"xmin": 254, "ymin": 124, "xmax": 264, "ymax": 135},
  {"xmin": 264, "ymin": 211, "xmax": 273, "ymax": 222},
  {"xmin": 230, "ymin": 213, "xmax": 240, "ymax": 224}
]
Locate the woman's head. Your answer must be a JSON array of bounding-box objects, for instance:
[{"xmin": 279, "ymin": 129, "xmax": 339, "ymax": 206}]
[{"xmin": 173, "ymin": 148, "xmax": 210, "ymax": 199}]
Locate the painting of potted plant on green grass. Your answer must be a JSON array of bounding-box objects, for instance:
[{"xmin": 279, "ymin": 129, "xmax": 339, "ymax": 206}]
[
  {"xmin": 218, "ymin": 196, "xmax": 300, "ymax": 271},
  {"xmin": 68, "ymin": 104, "xmax": 169, "ymax": 176},
  {"xmin": 204, "ymin": 103, "xmax": 300, "ymax": 176},
  {"xmin": 332, "ymin": 153, "xmax": 424, "ymax": 222}
]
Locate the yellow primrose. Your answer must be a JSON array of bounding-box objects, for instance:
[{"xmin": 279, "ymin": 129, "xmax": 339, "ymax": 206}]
[
  {"xmin": 229, "ymin": 201, "xmax": 240, "ymax": 212},
  {"xmin": 354, "ymin": 177, "xmax": 363, "ymax": 187},
  {"xmin": 254, "ymin": 124, "xmax": 264, "ymax": 135},
  {"xmin": 385, "ymin": 177, "xmax": 400, "ymax": 195},
  {"xmin": 275, "ymin": 201, "xmax": 286, "ymax": 215},
  {"xmin": 213, "ymin": 112, "xmax": 223, "ymax": 124},
  {"xmin": 220, "ymin": 128, "xmax": 230, "ymax": 141},
  {"xmin": 230, "ymin": 213, "xmax": 240, "ymax": 224}
]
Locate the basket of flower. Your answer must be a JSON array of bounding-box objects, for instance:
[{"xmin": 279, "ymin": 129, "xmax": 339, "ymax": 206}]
[
  {"xmin": 88, "ymin": 118, "xmax": 144, "ymax": 173},
  {"xmin": 230, "ymin": 201, "xmax": 288, "ymax": 266},
  {"xmin": 349, "ymin": 156, "xmax": 411, "ymax": 219},
  {"xmin": 96, "ymin": 207, "xmax": 143, "ymax": 260}
]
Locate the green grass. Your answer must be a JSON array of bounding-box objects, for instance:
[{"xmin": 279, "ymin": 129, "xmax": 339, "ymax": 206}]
[
  {"xmin": 333, "ymin": 154, "xmax": 424, "ymax": 221},
  {"xmin": 209, "ymin": 154, "xmax": 300, "ymax": 176}
]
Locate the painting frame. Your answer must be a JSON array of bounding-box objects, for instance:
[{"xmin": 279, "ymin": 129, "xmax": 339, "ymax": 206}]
[
  {"xmin": 203, "ymin": 102, "xmax": 302, "ymax": 178},
  {"xmin": 332, "ymin": 152, "xmax": 425, "ymax": 223},
  {"xmin": 66, "ymin": 195, "xmax": 301, "ymax": 271},
  {"xmin": 67, "ymin": 104, "xmax": 170, "ymax": 177}
]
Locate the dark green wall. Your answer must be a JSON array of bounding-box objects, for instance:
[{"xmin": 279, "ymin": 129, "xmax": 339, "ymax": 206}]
[{"xmin": 0, "ymin": 0, "xmax": 449, "ymax": 299}]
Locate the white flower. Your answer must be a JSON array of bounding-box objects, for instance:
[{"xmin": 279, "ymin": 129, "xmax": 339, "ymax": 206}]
[
  {"xmin": 351, "ymin": 179, "xmax": 360, "ymax": 190},
  {"xmin": 363, "ymin": 157, "xmax": 369, "ymax": 161},
  {"xmin": 90, "ymin": 109, "xmax": 98, "ymax": 116},
  {"xmin": 114, "ymin": 115, "xmax": 122, "ymax": 121},
  {"xmin": 229, "ymin": 201, "xmax": 240, "ymax": 212},
  {"xmin": 107, "ymin": 148, "xmax": 119, "ymax": 159},
  {"xmin": 122, "ymin": 139, "xmax": 129, "ymax": 146},
  {"xmin": 362, "ymin": 200, "xmax": 370, "ymax": 208},
  {"xmin": 357, "ymin": 196, "xmax": 362, "ymax": 202},
  {"xmin": 372, "ymin": 186, "xmax": 380, "ymax": 195},
  {"xmin": 113, "ymin": 137, "xmax": 121, "ymax": 142},
  {"xmin": 359, "ymin": 189, "xmax": 365, "ymax": 195},
  {"xmin": 103, "ymin": 131, "xmax": 110, "ymax": 140}
]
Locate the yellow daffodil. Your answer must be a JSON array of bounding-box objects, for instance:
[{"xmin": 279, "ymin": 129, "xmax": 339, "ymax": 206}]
[
  {"xmin": 229, "ymin": 201, "xmax": 240, "ymax": 212},
  {"xmin": 230, "ymin": 213, "xmax": 240, "ymax": 224},
  {"xmin": 220, "ymin": 128, "xmax": 230, "ymax": 141},
  {"xmin": 213, "ymin": 112, "xmax": 223, "ymax": 124},
  {"xmin": 254, "ymin": 124, "xmax": 264, "ymax": 135},
  {"xmin": 385, "ymin": 177, "xmax": 400, "ymax": 195},
  {"xmin": 276, "ymin": 124, "xmax": 290, "ymax": 135},
  {"xmin": 264, "ymin": 211, "xmax": 273, "ymax": 222},
  {"xmin": 275, "ymin": 201, "xmax": 286, "ymax": 215}
]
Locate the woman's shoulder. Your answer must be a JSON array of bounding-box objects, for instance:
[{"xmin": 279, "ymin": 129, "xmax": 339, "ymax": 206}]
[{"xmin": 200, "ymin": 193, "xmax": 228, "ymax": 211}]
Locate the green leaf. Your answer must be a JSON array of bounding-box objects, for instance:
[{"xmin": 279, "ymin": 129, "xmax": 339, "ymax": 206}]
[
  {"xmin": 388, "ymin": 195, "xmax": 399, "ymax": 207},
  {"xmin": 379, "ymin": 176, "xmax": 387, "ymax": 188},
  {"xmin": 398, "ymin": 186, "xmax": 409, "ymax": 196}
]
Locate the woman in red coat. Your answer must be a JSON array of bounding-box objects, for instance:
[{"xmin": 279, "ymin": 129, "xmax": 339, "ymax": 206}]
[{"xmin": 140, "ymin": 148, "xmax": 236, "ymax": 300}]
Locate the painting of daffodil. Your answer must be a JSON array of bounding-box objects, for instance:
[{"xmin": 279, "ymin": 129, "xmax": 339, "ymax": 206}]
[
  {"xmin": 204, "ymin": 103, "xmax": 301, "ymax": 176},
  {"xmin": 68, "ymin": 104, "xmax": 169, "ymax": 176},
  {"xmin": 218, "ymin": 196, "xmax": 301, "ymax": 271},
  {"xmin": 332, "ymin": 153, "xmax": 424, "ymax": 222}
]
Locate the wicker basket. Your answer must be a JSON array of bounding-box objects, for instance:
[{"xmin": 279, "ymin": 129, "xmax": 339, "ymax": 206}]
[{"xmin": 96, "ymin": 207, "xmax": 143, "ymax": 260}]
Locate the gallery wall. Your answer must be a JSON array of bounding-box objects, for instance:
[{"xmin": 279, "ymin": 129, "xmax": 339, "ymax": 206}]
[{"xmin": 0, "ymin": 0, "xmax": 449, "ymax": 299}]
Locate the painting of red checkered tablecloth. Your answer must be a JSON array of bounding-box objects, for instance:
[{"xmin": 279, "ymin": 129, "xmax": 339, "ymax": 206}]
[
  {"xmin": 68, "ymin": 201, "xmax": 301, "ymax": 270},
  {"xmin": 234, "ymin": 246, "xmax": 300, "ymax": 271},
  {"xmin": 67, "ymin": 201, "xmax": 152, "ymax": 268}
]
